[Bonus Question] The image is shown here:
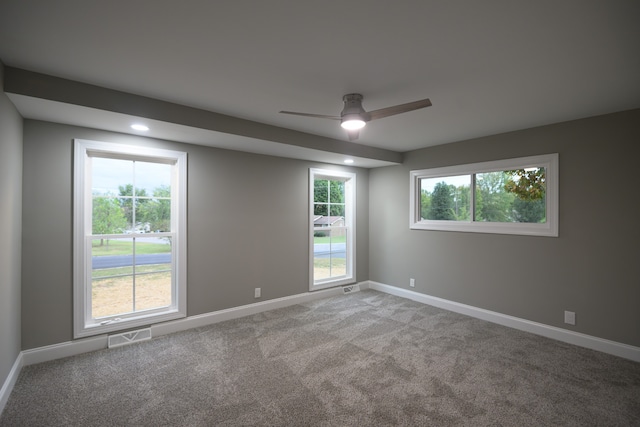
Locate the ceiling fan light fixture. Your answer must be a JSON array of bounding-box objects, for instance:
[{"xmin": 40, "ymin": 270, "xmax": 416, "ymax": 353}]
[
  {"xmin": 340, "ymin": 116, "xmax": 366, "ymax": 130},
  {"xmin": 280, "ymin": 93, "xmax": 431, "ymax": 141}
]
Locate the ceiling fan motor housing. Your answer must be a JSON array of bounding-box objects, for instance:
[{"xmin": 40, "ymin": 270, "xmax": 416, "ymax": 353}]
[{"xmin": 341, "ymin": 93, "xmax": 370, "ymax": 122}]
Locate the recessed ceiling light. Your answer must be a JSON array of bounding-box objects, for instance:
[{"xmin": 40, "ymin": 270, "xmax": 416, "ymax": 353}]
[
  {"xmin": 131, "ymin": 124, "xmax": 149, "ymax": 131},
  {"xmin": 344, "ymin": 159, "xmax": 354, "ymax": 164}
]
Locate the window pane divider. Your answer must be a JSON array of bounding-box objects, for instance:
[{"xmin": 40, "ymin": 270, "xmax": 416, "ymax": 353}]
[{"xmin": 90, "ymin": 232, "xmax": 174, "ymax": 239}]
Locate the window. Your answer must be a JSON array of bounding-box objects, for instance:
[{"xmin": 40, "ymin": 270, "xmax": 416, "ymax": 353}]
[
  {"xmin": 410, "ymin": 154, "xmax": 558, "ymax": 236},
  {"xmin": 310, "ymin": 169, "xmax": 356, "ymax": 290},
  {"xmin": 74, "ymin": 139, "xmax": 187, "ymax": 338}
]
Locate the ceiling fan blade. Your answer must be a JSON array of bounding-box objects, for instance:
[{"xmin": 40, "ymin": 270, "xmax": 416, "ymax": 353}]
[
  {"xmin": 367, "ymin": 98, "xmax": 432, "ymax": 121},
  {"xmin": 279, "ymin": 111, "xmax": 341, "ymax": 120},
  {"xmin": 347, "ymin": 129, "xmax": 360, "ymax": 141}
]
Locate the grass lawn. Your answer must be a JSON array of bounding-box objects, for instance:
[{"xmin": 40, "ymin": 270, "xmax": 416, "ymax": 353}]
[
  {"xmin": 313, "ymin": 235, "xmax": 347, "ymax": 244},
  {"xmin": 313, "ymin": 257, "xmax": 346, "ymax": 280},
  {"xmin": 92, "ymin": 239, "xmax": 171, "ymax": 256},
  {"xmin": 92, "ymin": 264, "xmax": 170, "ymax": 279},
  {"xmin": 92, "ymin": 270, "xmax": 171, "ymax": 318},
  {"xmin": 91, "ymin": 237, "xmax": 344, "ymax": 318}
]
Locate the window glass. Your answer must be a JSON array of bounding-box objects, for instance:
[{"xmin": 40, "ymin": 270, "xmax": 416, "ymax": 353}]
[
  {"xmin": 134, "ymin": 161, "xmax": 172, "ymax": 195},
  {"xmin": 92, "ymin": 195, "xmax": 129, "ymax": 234},
  {"xmin": 132, "ymin": 237, "xmax": 172, "ymax": 312},
  {"xmin": 92, "ymin": 157, "xmax": 133, "ymax": 196},
  {"xmin": 474, "ymin": 168, "xmax": 547, "ymax": 223},
  {"xmin": 419, "ymin": 175, "xmax": 471, "ymax": 221}
]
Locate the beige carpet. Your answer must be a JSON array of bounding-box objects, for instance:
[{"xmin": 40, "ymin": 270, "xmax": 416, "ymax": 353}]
[{"xmin": 2, "ymin": 290, "xmax": 639, "ymax": 426}]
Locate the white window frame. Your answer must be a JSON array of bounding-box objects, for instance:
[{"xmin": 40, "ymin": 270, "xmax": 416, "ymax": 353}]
[
  {"xmin": 73, "ymin": 139, "xmax": 187, "ymax": 338},
  {"xmin": 410, "ymin": 154, "xmax": 558, "ymax": 237},
  {"xmin": 309, "ymin": 168, "xmax": 356, "ymax": 290}
]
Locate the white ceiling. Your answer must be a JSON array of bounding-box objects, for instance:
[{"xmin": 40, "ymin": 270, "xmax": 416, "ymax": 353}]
[{"xmin": 1, "ymin": 1, "xmax": 639, "ymax": 164}]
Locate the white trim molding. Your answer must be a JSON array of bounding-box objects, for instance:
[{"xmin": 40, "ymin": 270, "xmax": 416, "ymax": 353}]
[
  {"xmin": 153, "ymin": 283, "xmax": 367, "ymax": 337},
  {"xmin": 1, "ymin": 282, "xmax": 368, "ymax": 416},
  {"xmin": 309, "ymin": 168, "xmax": 357, "ymax": 291},
  {"xmin": 73, "ymin": 139, "xmax": 188, "ymax": 338},
  {"xmin": 11, "ymin": 282, "xmax": 370, "ymax": 369},
  {"xmin": 3, "ymin": 278, "xmax": 636, "ymax": 417},
  {"xmin": 0, "ymin": 353, "xmax": 23, "ymax": 416},
  {"xmin": 21, "ymin": 335, "xmax": 108, "ymax": 367},
  {"xmin": 368, "ymin": 281, "xmax": 640, "ymax": 363}
]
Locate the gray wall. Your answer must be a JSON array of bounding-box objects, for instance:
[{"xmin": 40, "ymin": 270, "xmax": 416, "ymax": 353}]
[
  {"xmin": 0, "ymin": 64, "xmax": 23, "ymax": 389},
  {"xmin": 369, "ymin": 109, "xmax": 640, "ymax": 347},
  {"xmin": 15, "ymin": 107, "xmax": 640, "ymax": 352},
  {"xmin": 21, "ymin": 120, "xmax": 369, "ymax": 350}
]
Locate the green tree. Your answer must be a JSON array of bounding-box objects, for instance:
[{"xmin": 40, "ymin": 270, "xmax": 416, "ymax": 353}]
[
  {"xmin": 476, "ymin": 172, "xmax": 515, "ymax": 222},
  {"xmin": 451, "ymin": 184, "xmax": 471, "ymax": 220},
  {"xmin": 118, "ymin": 184, "xmax": 149, "ymax": 227},
  {"xmin": 92, "ymin": 196, "xmax": 127, "ymax": 245},
  {"xmin": 512, "ymin": 197, "xmax": 546, "ymax": 223},
  {"xmin": 140, "ymin": 185, "xmax": 171, "ymax": 232},
  {"xmin": 428, "ymin": 181, "xmax": 455, "ymax": 220},
  {"xmin": 420, "ymin": 189, "xmax": 431, "ymax": 220},
  {"xmin": 314, "ymin": 179, "xmax": 344, "ymax": 216},
  {"xmin": 504, "ymin": 168, "xmax": 546, "ymax": 201}
]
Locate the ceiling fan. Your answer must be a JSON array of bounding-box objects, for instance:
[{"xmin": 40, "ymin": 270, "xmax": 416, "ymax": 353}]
[{"xmin": 280, "ymin": 93, "xmax": 432, "ymax": 141}]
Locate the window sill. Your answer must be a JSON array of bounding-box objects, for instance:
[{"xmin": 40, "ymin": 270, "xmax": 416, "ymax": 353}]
[
  {"xmin": 410, "ymin": 220, "xmax": 558, "ymax": 237},
  {"xmin": 311, "ymin": 276, "xmax": 356, "ymax": 291},
  {"xmin": 75, "ymin": 309, "xmax": 186, "ymax": 339}
]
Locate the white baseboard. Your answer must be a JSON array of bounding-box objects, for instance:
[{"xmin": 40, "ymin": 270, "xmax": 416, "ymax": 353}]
[
  {"xmin": 21, "ymin": 335, "xmax": 108, "ymax": 366},
  {"xmin": 368, "ymin": 281, "xmax": 640, "ymax": 363},
  {"xmin": 0, "ymin": 352, "xmax": 23, "ymax": 416},
  {"xmin": 4, "ymin": 279, "xmax": 635, "ymax": 417},
  {"xmin": 0, "ymin": 282, "xmax": 363, "ymax": 418},
  {"xmin": 152, "ymin": 283, "xmax": 367, "ymax": 337},
  {"xmin": 16, "ymin": 282, "xmax": 368, "ymax": 370}
]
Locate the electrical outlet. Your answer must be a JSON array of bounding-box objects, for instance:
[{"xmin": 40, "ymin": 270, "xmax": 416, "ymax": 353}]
[
  {"xmin": 409, "ymin": 278, "xmax": 415, "ymax": 287},
  {"xmin": 254, "ymin": 288, "xmax": 261, "ymax": 298},
  {"xmin": 564, "ymin": 310, "xmax": 576, "ymax": 325}
]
